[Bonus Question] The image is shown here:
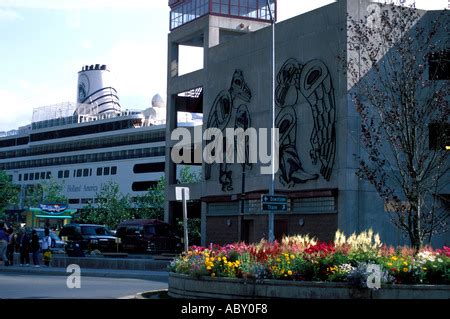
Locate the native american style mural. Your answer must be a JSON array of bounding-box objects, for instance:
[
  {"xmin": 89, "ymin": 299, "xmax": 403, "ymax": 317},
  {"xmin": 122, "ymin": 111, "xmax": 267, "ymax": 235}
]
[
  {"xmin": 205, "ymin": 70, "xmax": 252, "ymax": 191},
  {"xmin": 276, "ymin": 59, "xmax": 336, "ymax": 187}
]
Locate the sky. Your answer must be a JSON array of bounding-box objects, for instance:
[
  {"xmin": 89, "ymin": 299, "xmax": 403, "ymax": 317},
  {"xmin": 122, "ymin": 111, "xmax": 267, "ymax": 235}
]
[{"xmin": 0, "ymin": 0, "xmax": 447, "ymax": 132}]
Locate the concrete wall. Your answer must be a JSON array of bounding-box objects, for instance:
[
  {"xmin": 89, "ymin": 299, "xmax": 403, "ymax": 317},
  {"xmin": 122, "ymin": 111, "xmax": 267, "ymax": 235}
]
[
  {"xmin": 169, "ymin": 273, "xmax": 450, "ymax": 299},
  {"xmin": 166, "ymin": 0, "xmax": 449, "ymax": 247}
]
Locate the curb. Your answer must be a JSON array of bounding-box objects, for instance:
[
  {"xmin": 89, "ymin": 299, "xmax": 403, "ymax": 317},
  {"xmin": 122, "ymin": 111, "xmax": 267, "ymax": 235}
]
[
  {"xmin": 0, "ymin": 267, "xmax": 169, "ymax": 282},
  {"xmin": 135, "ymin": 289, "xmax": 169, "ymax": 299}
]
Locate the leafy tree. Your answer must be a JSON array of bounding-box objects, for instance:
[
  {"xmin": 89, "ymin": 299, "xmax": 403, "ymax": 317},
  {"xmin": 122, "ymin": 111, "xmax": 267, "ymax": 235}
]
[
  {"xmin": 137, "ymin": 166, "xmax": 201, "ymax": 220},
  {"xmin": 137, "ymin": 166, "xmax": 202, "ymax": 243},
  {"xmin": 81, "ymin": 181, "xmax": 133, "ymax": 229},
  {"xmin": 344, "ymin": 2, "xmax": 449, "ymax": 250},
  {"xmin": 178, "ymin": 165, "xmax": 201, "ymax": 184},
  {"xmin": 0, "ymin": 170, "xmax": 19, "ymax": 220},
  {"xmin": 135, "ymin": 176, "xmax": 165, "ymax": 220},
  {"xmin": 24, "ymin": 178, "xmax": 67, "ymax": 208}
]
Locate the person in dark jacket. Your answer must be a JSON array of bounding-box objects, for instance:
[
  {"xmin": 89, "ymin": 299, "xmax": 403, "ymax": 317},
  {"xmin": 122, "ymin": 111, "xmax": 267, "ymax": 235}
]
[
  {"xmin": 6, "ymin": 228, "xmax": 15, "ymax": 266},
  {"xmin": 19, "ymin": 230, "xmax": 30, "ymax": 266},
  {"xmin": 30, "ymin": 230, "xmax": 40, "ymax": 267},
  {"xmin": 0, "ymin": 223, "xmax": 8, "ymax": 266}
]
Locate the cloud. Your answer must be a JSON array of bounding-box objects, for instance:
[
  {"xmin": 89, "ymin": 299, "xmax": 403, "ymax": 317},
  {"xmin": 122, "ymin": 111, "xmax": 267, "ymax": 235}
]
[
  {"xmin": 0, "ymin": 0, "xmax": 168, "ymax": 10},
  {"xmin": 66, "ymin": 9, "xmax": 80, "ymax": 29},
  {"xmin": 0, "ymin": 82, "xmax": 74, "ymax": 132},
  {"xmin": 80, "ymin": 41, "xmax": 92, "ymax": 50},
  {"xmin": 105, "ymin": 39, "xmax": 168, "ymax": 108},
  {"xmin": 0, "ymin": 90, "xmax": 32, "ymax": 132},
  {"xmin": 0, "ymin": 8, "xmax": 21, "ymax": 21}
]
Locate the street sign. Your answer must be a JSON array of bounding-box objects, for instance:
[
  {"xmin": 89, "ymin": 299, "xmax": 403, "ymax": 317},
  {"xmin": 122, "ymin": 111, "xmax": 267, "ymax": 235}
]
[
  {"xmin": 175, "ymin": 187, "xmax": 190, "ymax": 251},
  {"xmin": 176, "ymin": 187, "xmax": 190, "ymax": 201},
  {"xmin": 261, "ymin": 195, "xmax": 287, "ymax": 203},
  {"xmin": 261, "ymin": 194, "xmax": 288, "ymax": 211},
  {"xmin": 262, "ymin": 203, "xmax": 287, "ymax": 211}
]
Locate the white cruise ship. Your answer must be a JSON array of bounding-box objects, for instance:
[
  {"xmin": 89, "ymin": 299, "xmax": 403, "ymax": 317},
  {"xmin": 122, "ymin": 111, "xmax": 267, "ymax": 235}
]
[{"xmin": 0, "ymin": 64, "xmax": 200, "ymax": 226}]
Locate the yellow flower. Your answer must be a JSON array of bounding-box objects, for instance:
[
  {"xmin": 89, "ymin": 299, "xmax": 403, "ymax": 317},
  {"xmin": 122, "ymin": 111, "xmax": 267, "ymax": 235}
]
[
  {"xmin": 287, "ymin": 270, "xmax": 293, "ymax": 276},
  {"xmin": 276, "ymin": 258, "xmax": 281, "ymax": 263},
  {"xmin": 290, "ymin": 254, "xmax": 295, "ymax": 260},
  {"xmin": 391, "ymin": 256, "xmax": 398, "ymax": 261},
  {"xmin": 211, "ymin": 273, "xmax": 216, "ymax": 277},
  {"xmin": 207, "ymin": 266, "xmax": 211, "ymax": 270},
  {"xmin": 387, "ymin": 262, "xmax": 393, "ymax": 267},
  {"xmin": 402, "ymin": 261, "xmax": 408, "ymax": 266},
  {"xmin": 403, "ymin": 267, "xmax": 408, "ymax": 273},
  {"xmin": 422, "ymin": 267, "xmax": 427, "ymax": 271}
]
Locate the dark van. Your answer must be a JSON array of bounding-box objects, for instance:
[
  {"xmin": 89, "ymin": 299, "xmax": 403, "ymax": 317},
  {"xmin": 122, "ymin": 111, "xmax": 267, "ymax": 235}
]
[
  {"xmin": 116, "ymin": 219, "xmax": 182, "ymax": 254},
  {"xmin": 59, "ymin": 223, "xmax": 117, "ymax": 254}
]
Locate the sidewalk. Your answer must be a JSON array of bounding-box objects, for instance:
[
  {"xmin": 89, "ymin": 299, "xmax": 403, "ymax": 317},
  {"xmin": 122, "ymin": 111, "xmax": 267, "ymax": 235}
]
[{"xmin": 0, "ymin": 265, "xmax": 169, "ymax": 282}]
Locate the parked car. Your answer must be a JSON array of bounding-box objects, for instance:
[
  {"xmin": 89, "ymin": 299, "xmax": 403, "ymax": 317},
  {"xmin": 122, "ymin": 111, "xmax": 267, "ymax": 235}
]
[
  {"xmin": 34, "ymin": 228, "xmax": 65, "ymax": 251},
  {"xmin": 59, "ymin": 223, "xmax": 118, "ymax": 254},
  {"xmin": 116, "ymin": 219, "xmax": 182, "ymax": 254}
]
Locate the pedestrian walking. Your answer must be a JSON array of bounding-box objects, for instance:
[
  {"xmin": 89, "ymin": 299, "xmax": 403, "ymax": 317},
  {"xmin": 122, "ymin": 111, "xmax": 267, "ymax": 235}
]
[
  {"xmin": 0, "ymin": 223, "xmax": 8, "ymax": 266},
  {"xmin": 41, "ymin": 228, "xmax": 52, "ymax": 267},
  {"xmin": 19, "ymin": 229, "xmax": 30, "ymax": 266},
  {"xmin": 30, "ymin": 229, "xmax": 40, "ymax": 267}
]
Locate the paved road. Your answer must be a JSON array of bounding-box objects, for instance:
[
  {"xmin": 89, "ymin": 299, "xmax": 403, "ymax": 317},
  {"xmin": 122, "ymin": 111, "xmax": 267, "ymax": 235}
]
[{"xmin": 0, "ymin": 273, "xmax": 168, "ymax": 299}]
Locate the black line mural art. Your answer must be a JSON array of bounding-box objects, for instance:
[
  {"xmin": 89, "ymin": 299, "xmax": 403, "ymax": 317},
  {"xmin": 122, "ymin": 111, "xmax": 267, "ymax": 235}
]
[
  {"xmin": 205, "ymin": 70, "xmax": 252, "ymax": 191},
  {"xmin": 275, "ymin": 59, "xmax": 336, "ymax": 186}
]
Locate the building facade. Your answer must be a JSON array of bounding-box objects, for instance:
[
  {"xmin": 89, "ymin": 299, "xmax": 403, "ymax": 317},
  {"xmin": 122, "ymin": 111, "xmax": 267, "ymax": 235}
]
[{"xmin": 165, "ymin": 0, "xmax": 449, "ymax": 247}]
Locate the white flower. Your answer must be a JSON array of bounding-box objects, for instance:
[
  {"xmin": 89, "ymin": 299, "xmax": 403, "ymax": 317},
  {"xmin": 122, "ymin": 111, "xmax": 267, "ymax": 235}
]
[{"xmin": 416, "ymin": 251, "xmax": 436, "ymax": 263}]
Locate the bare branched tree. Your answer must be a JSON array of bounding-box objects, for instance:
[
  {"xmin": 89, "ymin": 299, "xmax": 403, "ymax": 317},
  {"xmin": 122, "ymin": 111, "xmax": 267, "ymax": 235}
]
[{"xmin": 344, "ymin": 2, "xmax": 449, "ymax": 250}]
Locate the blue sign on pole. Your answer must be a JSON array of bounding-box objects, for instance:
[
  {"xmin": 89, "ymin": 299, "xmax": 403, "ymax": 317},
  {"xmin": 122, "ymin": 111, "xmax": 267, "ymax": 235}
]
[{"xmin": 261, "ymin": 195, "xmax": 288, "ymax": 211}]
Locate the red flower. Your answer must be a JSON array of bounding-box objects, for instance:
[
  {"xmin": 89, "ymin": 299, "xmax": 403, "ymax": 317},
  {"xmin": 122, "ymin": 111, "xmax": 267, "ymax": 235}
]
[{"xmin": 304, "ymin": 241, "xmax": 335, "ymax": 257}]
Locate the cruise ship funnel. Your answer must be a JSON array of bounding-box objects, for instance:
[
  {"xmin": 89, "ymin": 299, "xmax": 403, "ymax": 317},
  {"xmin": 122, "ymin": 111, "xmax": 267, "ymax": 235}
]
[{"xmin": 76, "ymin": 64, "xmax": 121, "ymax": 116}]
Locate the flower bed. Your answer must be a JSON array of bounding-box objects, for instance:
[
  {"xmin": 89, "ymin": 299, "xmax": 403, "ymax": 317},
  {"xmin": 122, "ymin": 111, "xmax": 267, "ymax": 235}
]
[{"xmin": 169, "ymin": 230, "xmax": 450, "ymax": 287}]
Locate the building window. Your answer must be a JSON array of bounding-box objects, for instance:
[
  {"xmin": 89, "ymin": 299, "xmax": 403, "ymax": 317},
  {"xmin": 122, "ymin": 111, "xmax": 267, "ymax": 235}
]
[
  {"xmin": 133, "ymin": 162, "xmax": 165, "ymax": 174},
  {"xmin": 29, "ymin": 173, "xmax": 34, "ymax": 181},
  {"xmin": 76, "ymin": 169, "xmax": 82, "ymax": 177},
  {"xmin": 64, "ymin": 170, "xmax": 70, "ymax": 178},
  {"xmin": 58, "ymin": 170, "xmax": 63, "ymax": 179},
  {"xmin": 103, "ymin": 167, "xmax": 110, "ymax": 176},
  {"xmin": 111, "ymin": 166, "xmax": 117, "ymax": 175},
  {"xmin": 131, "ymin": 181, "xmax": 158, "ymax": 192},
  {"xmin": 46, "ymin": 172, "xmax": 51, "ymax": 179},
  {"xmin": 83, "ymin": 168, "xmax": 89, "ymax": 177},
  {"xmin": 68, "ymin": 198, "xmax": 80, "ymax": 204},
  {"xmin": 24, "ymin": 173, "xmax": 28, "ymax": 181},
  {"xmin": 429, "ymin": 122, "xmax": 450, "ymax": 150},
  {"xmin": 96, "ymin": 167, "xmax": 103, "ymax": 176},
  {"xmin": 429, "ymin": 49, "xmax": 450, "ymax": 80},
  {"xmin": 291, "ymin": 197, "xmax": 336, "ymax": 214},
  {"xmin": 80, "ymin": 198, "xmax": 93, "ymax": 204}
]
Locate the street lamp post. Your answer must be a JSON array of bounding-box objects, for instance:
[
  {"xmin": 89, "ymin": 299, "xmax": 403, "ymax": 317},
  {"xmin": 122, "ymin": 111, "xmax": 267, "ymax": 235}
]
[{"xmin": 267, "ymin": 0, "xmax": 275, "ymax": 243}]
